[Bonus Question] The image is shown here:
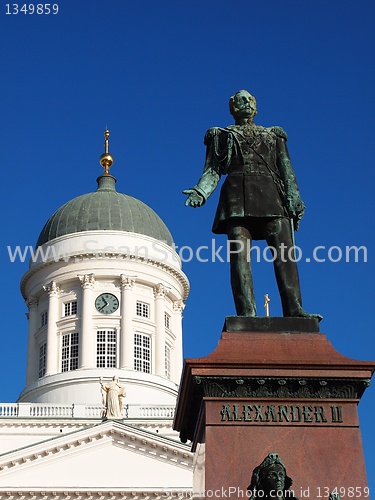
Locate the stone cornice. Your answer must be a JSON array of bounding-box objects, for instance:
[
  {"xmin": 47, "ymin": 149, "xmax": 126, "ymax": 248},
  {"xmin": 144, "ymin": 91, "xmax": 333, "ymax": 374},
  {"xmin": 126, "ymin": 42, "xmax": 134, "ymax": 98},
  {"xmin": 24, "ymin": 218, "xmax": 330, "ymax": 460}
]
[
  {"xmin": 0, "ymin": 420, "xmax": 192, "ymax": 474},
  {"xmin": 0, "ymin": 489, "xmax": 193, "ymax": 499},
  {"xmin": 21, "ymin": 254, "xmax": 189, "ymax": 301},
  {"xmin": 0, "ymin": 420, "xmax": 177, "ymax": 432}
]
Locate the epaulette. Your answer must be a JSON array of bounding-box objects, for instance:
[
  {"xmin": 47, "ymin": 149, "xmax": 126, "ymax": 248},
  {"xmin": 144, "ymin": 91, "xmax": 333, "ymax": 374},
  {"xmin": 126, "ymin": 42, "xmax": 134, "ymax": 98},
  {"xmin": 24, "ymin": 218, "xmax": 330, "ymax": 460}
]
[
  {"xmin": 205, "ymin": 127, "xmax": 222, "ymax": 139},
  {"xmin": 204, "ymin": 127, "xmax": 225, "ymax": 145},
  {"xmin": 270, "ymin": 126, "xmax": 288, "ymax": 140}
]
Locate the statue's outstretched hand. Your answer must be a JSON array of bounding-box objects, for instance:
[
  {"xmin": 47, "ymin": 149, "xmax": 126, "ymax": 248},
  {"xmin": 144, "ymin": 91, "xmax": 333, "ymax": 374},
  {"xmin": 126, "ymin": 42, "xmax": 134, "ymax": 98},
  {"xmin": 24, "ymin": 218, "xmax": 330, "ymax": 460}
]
[{"xmin": 183, "ymin": 189, "xmax": 204, "ymax": 208}]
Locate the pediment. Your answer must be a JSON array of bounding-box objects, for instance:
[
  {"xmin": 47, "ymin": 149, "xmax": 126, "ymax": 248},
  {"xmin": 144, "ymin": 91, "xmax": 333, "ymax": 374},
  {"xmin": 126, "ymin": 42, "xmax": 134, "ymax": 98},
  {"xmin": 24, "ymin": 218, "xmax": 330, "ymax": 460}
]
[{"xmin": 0, "ymin": 420, "xmax": 193, "ymax": 490}]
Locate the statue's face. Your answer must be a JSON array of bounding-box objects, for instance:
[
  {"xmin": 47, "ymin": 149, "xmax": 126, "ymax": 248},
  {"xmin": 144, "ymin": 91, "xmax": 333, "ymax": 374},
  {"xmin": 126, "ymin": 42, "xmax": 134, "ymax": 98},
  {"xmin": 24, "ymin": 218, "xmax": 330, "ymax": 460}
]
[
  {"xmin": 262, "ymin": 464, "xmax": 286, "ymax": 493},
  {"xmin": 232, "ymin": 91, "xmax": 256, "ymax": 119}
]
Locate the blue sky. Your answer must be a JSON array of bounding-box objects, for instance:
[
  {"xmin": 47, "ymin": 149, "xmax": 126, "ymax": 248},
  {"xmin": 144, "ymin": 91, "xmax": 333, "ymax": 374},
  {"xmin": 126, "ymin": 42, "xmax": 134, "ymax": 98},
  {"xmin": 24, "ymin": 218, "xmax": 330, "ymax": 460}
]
[{"xmin": 1, "ymin": 0, "xmax": 374, "ymax": 491}]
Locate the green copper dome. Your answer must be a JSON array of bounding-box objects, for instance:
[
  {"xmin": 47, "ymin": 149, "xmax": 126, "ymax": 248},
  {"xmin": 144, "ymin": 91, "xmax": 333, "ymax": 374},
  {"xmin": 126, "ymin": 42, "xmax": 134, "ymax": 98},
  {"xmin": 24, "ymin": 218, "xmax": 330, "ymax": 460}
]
[{"xmin": 36, "ymin": 175, "xmax": 173, "ymax": 247}]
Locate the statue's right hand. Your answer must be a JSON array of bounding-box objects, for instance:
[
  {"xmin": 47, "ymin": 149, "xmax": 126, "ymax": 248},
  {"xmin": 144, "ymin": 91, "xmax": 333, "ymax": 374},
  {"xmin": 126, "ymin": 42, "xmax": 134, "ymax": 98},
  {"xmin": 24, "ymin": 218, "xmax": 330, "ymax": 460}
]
[{"xmin": 183, "ymin": 189, "xmax": 204, "ymax": 208}]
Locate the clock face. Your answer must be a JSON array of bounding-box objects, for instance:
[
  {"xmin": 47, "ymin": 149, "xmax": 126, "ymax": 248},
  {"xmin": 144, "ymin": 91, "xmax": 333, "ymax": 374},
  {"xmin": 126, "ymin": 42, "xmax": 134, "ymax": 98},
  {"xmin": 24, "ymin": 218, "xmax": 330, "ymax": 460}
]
[{"xmin": 95, "ymin": 293, "xmax": 119, "ymax": 314}]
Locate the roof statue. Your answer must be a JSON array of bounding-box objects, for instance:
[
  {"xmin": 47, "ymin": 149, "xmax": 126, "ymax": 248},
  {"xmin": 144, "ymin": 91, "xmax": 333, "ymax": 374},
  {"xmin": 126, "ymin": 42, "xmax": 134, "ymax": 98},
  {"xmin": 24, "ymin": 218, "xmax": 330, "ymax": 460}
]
[
  {"xmin": 100, "ymin": 375, "xmax": 126, "ymax": 419},
  {"xmin": 184, "ymin": 90, "xmax": 322, "ymax": 320}
]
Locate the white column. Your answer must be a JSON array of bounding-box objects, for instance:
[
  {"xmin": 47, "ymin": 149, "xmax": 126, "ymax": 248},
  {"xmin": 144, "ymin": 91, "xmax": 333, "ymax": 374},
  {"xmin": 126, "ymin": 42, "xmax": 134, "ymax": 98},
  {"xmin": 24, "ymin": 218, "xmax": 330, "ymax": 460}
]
[
  {"xmin": 173, "ymin": 299, "xmax": 185, "ymax": 383},
  {"xmin": 26, "ymin": 296, "xmax": 39, "ymax": 385},
  {"xmin": 154, "ymin": 283, "xmax": 166, "ymax": 377},
  {"xmin": 120, "ymin": 275, "xmax": 135, "ymax": 369},
  {"xmin": 78, "ymin": 273, "xmax": 95, "ymax": 368},
  {"xmin": 43, "ymin": 281, "xmax": 60, "ymax": 376}
]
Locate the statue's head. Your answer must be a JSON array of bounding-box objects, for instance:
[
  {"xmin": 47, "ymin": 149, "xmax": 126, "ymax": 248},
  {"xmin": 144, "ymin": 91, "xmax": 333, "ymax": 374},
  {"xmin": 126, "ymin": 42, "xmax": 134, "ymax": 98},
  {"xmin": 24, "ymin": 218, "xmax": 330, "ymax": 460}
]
[
  {"xmin": 248, "ymin": 453, "xmax": 293, "ymax": 498},
  {"xmin": 260, "ymin": 463, "xmax": 286, "ymax": 493},
  {"xmin": 229, "ymin": 90, "xmax": 257, "ymax": 121}
]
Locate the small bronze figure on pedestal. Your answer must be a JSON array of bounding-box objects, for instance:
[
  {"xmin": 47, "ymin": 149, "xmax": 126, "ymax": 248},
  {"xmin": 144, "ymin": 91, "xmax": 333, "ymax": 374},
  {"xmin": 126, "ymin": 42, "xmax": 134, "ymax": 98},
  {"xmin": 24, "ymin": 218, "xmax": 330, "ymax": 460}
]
[{"xmin": 247, "ymin": 452, "xmax": 298, "ymax": 500}]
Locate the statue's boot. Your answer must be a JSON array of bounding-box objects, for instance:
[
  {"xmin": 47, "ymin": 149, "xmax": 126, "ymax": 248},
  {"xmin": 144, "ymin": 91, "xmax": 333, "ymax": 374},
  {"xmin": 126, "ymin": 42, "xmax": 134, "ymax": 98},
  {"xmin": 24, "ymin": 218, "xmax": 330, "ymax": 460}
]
[
  {"xmin": 289, "ymin": 307, "xmax": 323, "ymax": 322},
  {"xmin": 265, "ymin": 218, "xmax": 323, "ymax": 321}
]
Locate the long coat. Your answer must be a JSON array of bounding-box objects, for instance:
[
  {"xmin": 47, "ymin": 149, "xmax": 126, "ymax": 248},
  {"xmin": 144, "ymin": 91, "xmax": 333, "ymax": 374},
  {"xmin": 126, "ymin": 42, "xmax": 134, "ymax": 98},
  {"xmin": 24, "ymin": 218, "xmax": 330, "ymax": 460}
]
[{"xmin": 192, "ymin": 123, "xmax": 303, "ymax": 238}]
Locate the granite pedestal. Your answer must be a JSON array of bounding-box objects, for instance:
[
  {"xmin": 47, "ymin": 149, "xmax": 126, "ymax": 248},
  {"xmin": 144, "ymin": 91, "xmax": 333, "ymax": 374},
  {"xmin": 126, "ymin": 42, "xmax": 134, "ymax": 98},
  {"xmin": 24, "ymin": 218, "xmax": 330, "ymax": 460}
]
[{"xmin": 173, "ymin": 318, "xmax": 374, "ymax": 499}]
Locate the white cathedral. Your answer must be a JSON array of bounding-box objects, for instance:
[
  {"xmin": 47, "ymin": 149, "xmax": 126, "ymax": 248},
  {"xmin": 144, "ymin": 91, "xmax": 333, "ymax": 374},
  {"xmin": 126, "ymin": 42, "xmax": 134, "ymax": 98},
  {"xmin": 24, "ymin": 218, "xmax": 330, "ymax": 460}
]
[{"xmin": 0, "ymin": 132, "xmax": 194, "ymax": 498}]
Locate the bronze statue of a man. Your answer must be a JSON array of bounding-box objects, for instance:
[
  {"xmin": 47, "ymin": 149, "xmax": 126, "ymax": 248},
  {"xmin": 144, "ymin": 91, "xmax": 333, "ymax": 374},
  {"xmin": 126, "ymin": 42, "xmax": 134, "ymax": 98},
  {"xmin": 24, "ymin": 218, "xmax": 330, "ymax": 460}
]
[{"xmin": 184, "ymin": 90, "xmax": 321, "ymax": 319}]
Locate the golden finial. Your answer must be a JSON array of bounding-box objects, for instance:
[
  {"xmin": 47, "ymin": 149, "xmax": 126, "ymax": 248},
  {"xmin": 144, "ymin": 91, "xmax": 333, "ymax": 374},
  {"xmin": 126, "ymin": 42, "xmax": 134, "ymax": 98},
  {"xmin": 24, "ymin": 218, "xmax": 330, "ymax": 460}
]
[
  {"xmin": 264, "ymin": 294, "xmax": 270, "ymax": 317},
  {"xmin": 99, "ymin": 129, "xmax": 114, "ymax": 175}
]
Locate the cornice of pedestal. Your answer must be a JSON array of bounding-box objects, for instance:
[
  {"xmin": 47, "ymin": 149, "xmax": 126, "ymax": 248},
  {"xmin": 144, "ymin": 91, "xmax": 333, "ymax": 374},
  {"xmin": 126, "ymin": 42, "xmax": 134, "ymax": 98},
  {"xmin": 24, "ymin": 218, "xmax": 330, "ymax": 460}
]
[
  {"xmin": 192, "ymin": 375, "xmax": 371, "ymax": 400},
  {"xmin": 174, "ymin": 326, "xmax": 375, "ymax": 444}
]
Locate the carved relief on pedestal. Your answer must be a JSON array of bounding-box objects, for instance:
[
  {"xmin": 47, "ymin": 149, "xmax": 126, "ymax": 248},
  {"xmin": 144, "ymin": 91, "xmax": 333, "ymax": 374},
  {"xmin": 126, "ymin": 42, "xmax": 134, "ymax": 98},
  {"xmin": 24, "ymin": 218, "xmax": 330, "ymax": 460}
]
[
  {"xmin": 248, "ymin": 453, "xmax": 298, "ymax": 500},
  {"xmin": 248, "ymin": 452, "xmax": 341, "ymax": 500}
]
